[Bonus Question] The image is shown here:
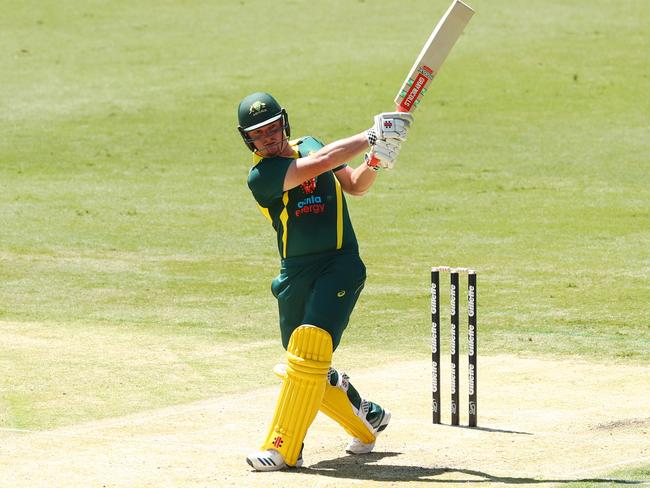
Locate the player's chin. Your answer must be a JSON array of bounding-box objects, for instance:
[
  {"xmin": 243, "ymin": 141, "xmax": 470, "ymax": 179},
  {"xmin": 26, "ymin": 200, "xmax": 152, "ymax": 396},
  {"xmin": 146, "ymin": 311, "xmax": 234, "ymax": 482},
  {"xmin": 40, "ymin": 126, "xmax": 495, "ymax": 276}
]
[
  {"xmin": 257, "ymin": 140, "xmax": 286, "ymax": 157},
  {"xmin": 256, "ymin": 149, "xmax": 277, "ymax": 158}
]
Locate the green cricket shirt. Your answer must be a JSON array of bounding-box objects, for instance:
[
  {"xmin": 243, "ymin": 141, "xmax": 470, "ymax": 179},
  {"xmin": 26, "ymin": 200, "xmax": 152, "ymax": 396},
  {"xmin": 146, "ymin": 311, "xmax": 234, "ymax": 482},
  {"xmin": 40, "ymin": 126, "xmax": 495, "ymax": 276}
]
[{"xmin": 247, "ymin": 136, "xmax": 358, "ymax": 261}]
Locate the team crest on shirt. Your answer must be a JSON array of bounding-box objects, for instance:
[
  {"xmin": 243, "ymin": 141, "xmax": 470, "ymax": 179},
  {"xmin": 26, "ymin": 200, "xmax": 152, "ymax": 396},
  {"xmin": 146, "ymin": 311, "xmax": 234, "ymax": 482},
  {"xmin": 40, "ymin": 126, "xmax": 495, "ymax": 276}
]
[{"xmin": 300, "ymin": 177, "xmax": 317, "ymax": 194}]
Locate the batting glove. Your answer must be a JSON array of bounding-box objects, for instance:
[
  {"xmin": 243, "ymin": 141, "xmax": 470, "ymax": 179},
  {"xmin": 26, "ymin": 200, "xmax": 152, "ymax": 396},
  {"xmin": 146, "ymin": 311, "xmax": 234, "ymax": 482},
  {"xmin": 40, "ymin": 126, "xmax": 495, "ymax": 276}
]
[
  {"xmin": 366, "ymin": 111, "xmax": 414, "ymax": 145},
  {"xmin": 365, "ymin": 138, "xmax": 402, "ymax": 170}
]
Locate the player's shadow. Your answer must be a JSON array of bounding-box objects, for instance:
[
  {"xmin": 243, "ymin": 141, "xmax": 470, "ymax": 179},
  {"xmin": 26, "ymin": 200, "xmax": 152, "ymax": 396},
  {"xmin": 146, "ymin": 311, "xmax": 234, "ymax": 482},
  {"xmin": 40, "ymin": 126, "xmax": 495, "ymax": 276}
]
[{"xmin": 301, "ymin": 452, "xmax": 642, "ymax": 484}]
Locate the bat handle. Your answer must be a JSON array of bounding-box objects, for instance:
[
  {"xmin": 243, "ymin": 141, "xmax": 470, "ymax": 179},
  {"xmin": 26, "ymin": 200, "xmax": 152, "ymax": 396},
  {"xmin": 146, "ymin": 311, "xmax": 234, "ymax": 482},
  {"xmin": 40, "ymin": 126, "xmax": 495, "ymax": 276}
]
[{"xmin": 366, "ymin": 153, "xmax": 381, "ymax": 169}]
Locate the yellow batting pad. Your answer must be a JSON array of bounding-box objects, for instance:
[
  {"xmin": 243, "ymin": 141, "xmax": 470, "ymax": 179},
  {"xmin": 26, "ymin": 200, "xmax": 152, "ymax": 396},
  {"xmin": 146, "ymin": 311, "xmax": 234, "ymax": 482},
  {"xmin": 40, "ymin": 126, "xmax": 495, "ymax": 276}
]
[
  {"xmin": 262, "ymin": 325, "xmax": 332, "ymax": 465},
  {"xmin": 320, "ymin": 382, "xmax": 376, "ymax": 444},
  {"xmin": 272, "ymin": 364, "xmax": 375, "ymax": 445}
]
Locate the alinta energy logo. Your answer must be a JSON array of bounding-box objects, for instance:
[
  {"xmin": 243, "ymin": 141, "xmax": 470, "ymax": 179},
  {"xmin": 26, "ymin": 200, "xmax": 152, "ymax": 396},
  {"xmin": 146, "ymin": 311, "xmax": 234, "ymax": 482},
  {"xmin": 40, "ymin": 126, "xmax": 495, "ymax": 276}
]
[{"xmin": 295, "ymin": 195, "xmax": 325, "ymax": 217}]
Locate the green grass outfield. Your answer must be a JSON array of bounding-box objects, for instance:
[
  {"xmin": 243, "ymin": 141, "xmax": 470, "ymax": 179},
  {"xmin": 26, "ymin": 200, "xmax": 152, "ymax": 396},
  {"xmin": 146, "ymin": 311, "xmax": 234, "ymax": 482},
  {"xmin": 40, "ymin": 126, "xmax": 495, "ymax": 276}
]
[
  {"xmin": 1, "ymin": 0, "xmax": 648, "ymax": 449},
  {"xmin": 573, "ymin": 467, "xmax": 650, "ymax": 488}
]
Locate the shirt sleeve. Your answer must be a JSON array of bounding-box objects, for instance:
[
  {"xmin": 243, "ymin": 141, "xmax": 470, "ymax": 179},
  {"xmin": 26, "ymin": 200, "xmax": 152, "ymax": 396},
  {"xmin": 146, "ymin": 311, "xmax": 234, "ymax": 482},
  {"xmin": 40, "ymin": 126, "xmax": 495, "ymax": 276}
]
[{"xmin": 247, "ymin": 157, "xmax": 294, "ymax": 207}]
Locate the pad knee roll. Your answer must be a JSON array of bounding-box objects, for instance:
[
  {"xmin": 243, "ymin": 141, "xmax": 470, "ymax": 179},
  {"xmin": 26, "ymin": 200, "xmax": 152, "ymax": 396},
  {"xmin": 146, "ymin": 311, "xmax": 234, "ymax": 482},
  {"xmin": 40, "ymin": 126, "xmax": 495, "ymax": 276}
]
[
  {"xmin": 262, "ymin": 325, "xmax": 332, "ymax": 465},
  {"xmin": 286, "ymin": 324, "xmax": 333, "ymax": 374}
]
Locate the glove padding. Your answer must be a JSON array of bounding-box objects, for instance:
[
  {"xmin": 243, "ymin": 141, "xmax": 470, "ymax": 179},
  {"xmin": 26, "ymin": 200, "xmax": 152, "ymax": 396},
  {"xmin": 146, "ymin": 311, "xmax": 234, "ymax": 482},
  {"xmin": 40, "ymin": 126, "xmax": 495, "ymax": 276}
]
[
  {"xmin": 365, "ymin": 138, "xmax": 402, "ymax": 170},
  {"xmin": 367, "ymin": 111, "xmax": 414, "ymax": 144}
]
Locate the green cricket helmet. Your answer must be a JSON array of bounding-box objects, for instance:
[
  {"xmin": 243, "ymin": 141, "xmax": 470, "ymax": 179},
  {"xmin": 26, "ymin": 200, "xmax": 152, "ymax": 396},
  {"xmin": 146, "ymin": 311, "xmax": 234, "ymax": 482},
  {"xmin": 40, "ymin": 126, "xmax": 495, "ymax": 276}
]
[{"xmin": 237, "ymin": 92, "xmax": 290, "ymax": 151}]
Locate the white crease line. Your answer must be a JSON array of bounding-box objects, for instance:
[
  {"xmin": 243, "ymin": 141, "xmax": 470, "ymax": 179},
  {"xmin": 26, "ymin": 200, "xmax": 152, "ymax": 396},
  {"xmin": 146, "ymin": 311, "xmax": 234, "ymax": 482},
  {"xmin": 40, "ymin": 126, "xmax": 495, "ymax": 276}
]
[
  {"xmin": 1, "ymin": 428, "xmax": 35, "ymax": 433},
  {"xmin": 2, "ymin": 388, "xmax": 275, "ymax": 438},
  {"xmin": 2, "ymin": 428, "xmax": 246, "ymax": 452}
]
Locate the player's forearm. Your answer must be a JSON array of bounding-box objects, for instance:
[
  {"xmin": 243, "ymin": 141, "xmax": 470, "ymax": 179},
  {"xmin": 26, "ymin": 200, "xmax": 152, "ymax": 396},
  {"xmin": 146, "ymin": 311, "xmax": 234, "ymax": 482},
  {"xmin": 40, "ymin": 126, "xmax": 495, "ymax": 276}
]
[
  {"xmin": 315, "ymin": 132, "xmax": 369, "ymax": 167},
  {"xmin": 345, "ymin": 163, "xmax": 378, "ymax": 196},
  {"xmin": 283, "ymin": 132, "xmax": 368, "ymax": 190}
]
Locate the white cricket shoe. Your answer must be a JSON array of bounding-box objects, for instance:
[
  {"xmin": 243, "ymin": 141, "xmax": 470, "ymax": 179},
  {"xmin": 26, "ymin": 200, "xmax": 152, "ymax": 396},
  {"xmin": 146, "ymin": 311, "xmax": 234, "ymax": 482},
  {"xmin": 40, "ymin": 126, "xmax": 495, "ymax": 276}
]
[
  {"xmin": 345, "ymin": 409, "xmax": 391, "ymax": 455},
  {"xmin": 246, "ymin": 447, "xmax": 303, "ymax": 471}
]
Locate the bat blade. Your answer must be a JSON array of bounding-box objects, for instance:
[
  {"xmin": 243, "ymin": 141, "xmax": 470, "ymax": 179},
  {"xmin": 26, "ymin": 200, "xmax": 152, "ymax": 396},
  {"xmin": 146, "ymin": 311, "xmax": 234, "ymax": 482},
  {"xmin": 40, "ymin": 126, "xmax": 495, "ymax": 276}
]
[{"xmin": 394, "ymin": 0, "xmax": 474, "ymax": 113}]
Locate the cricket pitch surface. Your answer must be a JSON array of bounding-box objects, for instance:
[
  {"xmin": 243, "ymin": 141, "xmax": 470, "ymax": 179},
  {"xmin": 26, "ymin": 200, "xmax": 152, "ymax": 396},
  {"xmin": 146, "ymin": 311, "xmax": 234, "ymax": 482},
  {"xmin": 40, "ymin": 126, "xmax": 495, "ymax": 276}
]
[{"xmin": 3, "ymin": 355, "xmax": 649, "ymax": 487}]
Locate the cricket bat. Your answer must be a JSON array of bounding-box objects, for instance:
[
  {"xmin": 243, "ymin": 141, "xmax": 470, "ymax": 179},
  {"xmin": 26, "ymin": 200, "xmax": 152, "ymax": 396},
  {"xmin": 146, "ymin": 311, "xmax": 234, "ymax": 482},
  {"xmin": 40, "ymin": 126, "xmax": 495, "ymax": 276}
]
[
  {"xmin": 368, "ymin": 0, "xmax": 473, "ymax": 166},
  {"xmin": 394, "ymin": 0, "xmax": 474, "ymax": 113}
]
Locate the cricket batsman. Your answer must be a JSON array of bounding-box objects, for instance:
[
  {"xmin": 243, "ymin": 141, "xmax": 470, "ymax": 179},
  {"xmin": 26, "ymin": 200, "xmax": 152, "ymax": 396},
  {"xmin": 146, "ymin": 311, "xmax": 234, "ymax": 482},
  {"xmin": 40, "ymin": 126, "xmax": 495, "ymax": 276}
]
[{"xmin": 237, "ymin": 92, "xmax": 412, "ymax": 471}]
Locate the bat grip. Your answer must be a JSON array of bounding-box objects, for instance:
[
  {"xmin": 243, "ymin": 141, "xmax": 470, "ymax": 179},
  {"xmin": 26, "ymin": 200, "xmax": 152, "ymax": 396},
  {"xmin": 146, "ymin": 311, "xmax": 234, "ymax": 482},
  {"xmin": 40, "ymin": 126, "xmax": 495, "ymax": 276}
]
[{"xmin": 366, "ymin": 153, "xmax": 380, "ymax": 169}]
